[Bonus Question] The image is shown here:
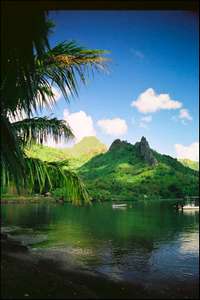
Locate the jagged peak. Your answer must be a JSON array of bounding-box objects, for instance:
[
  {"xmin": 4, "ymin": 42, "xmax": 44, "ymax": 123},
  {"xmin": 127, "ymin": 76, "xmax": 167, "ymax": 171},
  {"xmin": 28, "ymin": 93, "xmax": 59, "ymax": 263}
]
[
  {"xmin": 139, "ymin": 136, "xmax": 150, "ymax": 147},
  {"xmin": 109, "ymin": 139, "xmax": 130, "ymax": 151},
  {"xmin": 135, "ymin": 136, "xmax": 157, "ymax": 166},
  {"xmin": 141, "ymin": 136, "xmax": 148, "ymax": 143},
  {"xmin": 109, "ymin": 137, "xmax": 157, "ymax": 166}
]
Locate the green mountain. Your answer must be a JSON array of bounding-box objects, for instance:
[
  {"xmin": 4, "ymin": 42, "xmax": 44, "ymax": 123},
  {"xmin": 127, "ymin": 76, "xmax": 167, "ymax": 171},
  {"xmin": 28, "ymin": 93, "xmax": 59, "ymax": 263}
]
[
  {"xmin": 26, "ymin": 144, "xmax": 70, "ymax": 162},
  {"xmin": 179, "ymin": 159, "xmax": 199, "ymax": 171},
  {"xmin": 67, "ymin": 136, "xmax": 107, "ymax": 157},
  {"xmin": 66, "ymin": 136, "xmax": 107, "ymax": 168},
  {"xmin": 26, "ymin": 136, "xmax": 199, "ymax": 201},
  {"xmin": 78, "ymin": 137, "xmax": 199, "ymax": 201},
  {"xmin": 26, "ymin": 136, "xmax": 107, "ymax": 168}
]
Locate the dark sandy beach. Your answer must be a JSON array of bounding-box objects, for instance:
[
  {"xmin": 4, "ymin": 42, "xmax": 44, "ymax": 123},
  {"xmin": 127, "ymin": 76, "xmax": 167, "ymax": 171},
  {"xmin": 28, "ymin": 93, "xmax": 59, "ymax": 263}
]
[{"xmin": 1, "ymin": 233, "xmax": 199, "ymax": 299}]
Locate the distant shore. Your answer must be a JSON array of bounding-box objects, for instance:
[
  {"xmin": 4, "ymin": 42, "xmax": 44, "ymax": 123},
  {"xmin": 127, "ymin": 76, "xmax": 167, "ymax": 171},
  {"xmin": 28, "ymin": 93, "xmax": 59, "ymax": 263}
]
[
  {"xmin": 1, "ymin": 195, "xmax": 56, "ymax": 204},
  {"xmin": 1, "ymin": 234, "xmax": 199, "ymax": 299},
  {"xmin": 0, "ymin": 194, "xmax": 190, "ymax": 205}
]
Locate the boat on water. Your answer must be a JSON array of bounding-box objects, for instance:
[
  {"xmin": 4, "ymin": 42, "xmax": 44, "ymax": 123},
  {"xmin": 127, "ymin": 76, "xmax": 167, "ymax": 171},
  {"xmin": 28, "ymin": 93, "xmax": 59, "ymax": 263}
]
[
  {"xmin": 177, "ymin": 203, "xmax": 199, "ymax": 210},
  {"xmin": 181, "ymin": 205, "xmax": 199, "ymax": 210},
  {"xmin": 112, "ymin": 204, "xmax": 127, "ymax": 208}
]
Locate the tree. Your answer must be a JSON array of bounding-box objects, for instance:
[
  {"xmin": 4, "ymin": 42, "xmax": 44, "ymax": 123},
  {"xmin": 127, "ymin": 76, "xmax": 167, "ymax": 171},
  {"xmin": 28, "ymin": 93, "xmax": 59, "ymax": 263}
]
[{"xmin": 1, "ymin": 5, "xmax": 108, "ymax": 205}]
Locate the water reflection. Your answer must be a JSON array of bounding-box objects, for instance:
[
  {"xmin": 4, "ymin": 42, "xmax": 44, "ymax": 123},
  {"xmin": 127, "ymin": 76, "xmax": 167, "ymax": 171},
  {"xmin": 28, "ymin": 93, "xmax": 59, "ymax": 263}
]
[
  {"xmin": 179, "ymin": 232, "xmax": 199, "ymax": 254},
  {"xmin": 1, "ymin": 201, "xmax": 199, "ymax": 289}
]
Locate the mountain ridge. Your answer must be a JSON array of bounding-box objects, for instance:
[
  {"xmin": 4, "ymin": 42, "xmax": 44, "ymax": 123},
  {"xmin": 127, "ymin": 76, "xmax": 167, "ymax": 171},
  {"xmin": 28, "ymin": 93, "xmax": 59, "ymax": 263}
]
[
  {"xmin": 26, "ymin": 136, "xmax": 199, "ymax": 201},
  {"xmin": 78, "ymin": 136, "xmax": 199, "ymax": 201},
  {"xmin": 68, "ymin": 136, "xmax": 107, "ymax": 157},
  {"xmin": 26, "ymin": 136, "xmax": 107, "ymax": 168}
]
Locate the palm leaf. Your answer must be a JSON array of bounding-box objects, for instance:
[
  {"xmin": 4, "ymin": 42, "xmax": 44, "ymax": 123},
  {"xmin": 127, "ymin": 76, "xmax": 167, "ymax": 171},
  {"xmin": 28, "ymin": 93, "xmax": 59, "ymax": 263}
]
[
  {"xmin": 12, "ymin": 117, "xmax": 74, "ymax": 145},
  {"xmin": 35, "ymin": 42, "xmax": 109, "ymax": 103},
  {"xmin": 1, "ymin": 115, "xmax": 25, "ymax": 190},
  {"xmin": 1, "ymin": 117, "xmax": 90, "ymax": 205},
  {"xmin": 2, "ymin": 155, "xmax": 91, "ymax": 206},
  {"xmin": 3, "ymin": 41, "xmax": 109, "ymax": 118},
  {"xmin": 1, "ymin": 8, "xmax": 109, "ymax": 205},
  {"xmin": 19, "ymin": 157, "xmax": 91, "ymax": 205}
]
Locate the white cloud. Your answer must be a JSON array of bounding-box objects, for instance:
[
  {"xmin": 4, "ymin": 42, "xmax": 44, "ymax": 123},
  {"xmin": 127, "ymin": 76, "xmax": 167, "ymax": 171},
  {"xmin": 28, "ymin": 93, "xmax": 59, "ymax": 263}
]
[
  {"xmin": 97, "ymin": 118, "xmax": 128, "ymax": 136},
  {"xmin": 44, "ymin": 109, "xmax": 96, "ymax": 147},
  {"xmin": 63, "ymin": 109, "xmax": 96, "ymax": 142},
  {"xmin": 131, "ymin": 88, "xmax": 182, "ymax": 114},
  {"xmin": 175, "ymin": 141, "xmax": 199, "ymax": 161},
  {"xmin": 179, "ymin": 108, "xmax": 192, "ymax": 121}
]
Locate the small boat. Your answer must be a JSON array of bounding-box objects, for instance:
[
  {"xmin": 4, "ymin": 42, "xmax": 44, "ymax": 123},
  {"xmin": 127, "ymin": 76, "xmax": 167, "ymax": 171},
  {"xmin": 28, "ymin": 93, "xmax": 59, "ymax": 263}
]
[
  {"xmin": 176, "ymin": 203, "xmax": 199, "ymax": 210},
  {"xmin": 112, "ymin": 203, "xmax": 127, "ymax": 208},
  {"xmin": 182, "ymin": 205, "xmax": 199, "ymax": 210}
]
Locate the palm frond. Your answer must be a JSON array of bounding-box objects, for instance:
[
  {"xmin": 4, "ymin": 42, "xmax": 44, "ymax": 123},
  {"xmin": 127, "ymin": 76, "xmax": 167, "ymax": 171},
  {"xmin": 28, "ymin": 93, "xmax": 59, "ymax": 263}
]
[
  {"xmin": 2, "ymin": 155, "xmax": 91, "ymax": 206},
  {"xmin": 45, "ymin": 160, "xmax": 91, "ymax": 205},
  {"xmin": 1, "ymin": 7, "xmax": 109, "ymax": 205},
  {"xmin": 3, "ymin": 41, "xmax": 109, "ymax": 118},
  {"xmin": 1, "ymin": 115, "xmax": 25, "ymax": 190},
  {"xmin": 1, "ymin": 115, "xmax": 90, "ymax": 205},
  {"xmin": 10, "ymin": 157, "xmax": 90, "ymax": 205},
  {"xmin": 35, "ymin": 41, "xmax": 109, "ymax": 103},
  {"xmin": 12, "ymin": 117, "xmax": 74, "ymax": 145}
]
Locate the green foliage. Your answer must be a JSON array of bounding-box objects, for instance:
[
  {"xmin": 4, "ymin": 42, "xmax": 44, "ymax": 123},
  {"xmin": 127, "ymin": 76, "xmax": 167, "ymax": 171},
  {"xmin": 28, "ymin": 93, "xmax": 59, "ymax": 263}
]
[
  {"xmin": 2, "ymin": 156, "xmax": 91, "ymax": 206},
  {"xmin": 68, "ymin": 136, "xmax": 107, "ymax": 157},
  {"xmin": 13, "ymin": 117, "xmax": 74, "ymax": 146},
  {"xmin": 23, "ymin": 137, "xmax": 106, "ymax": 201},
  {"xmin": 78, "ymin": 141, "xmax": 199, "ymax": 201},
  {"xmin": 22, "ymin": 137, "xmax": 199, "ymax": 202},
  {"xmin": 25, "ymin": 144, "xmax": 70, "ymax": 162},
  {"xmin": 26, "ymin": 136, "xmax": 107, "ymax": 168},
  {"xmin": 1, "ymin": 5, "xmax": 108, "ymax": 205}
]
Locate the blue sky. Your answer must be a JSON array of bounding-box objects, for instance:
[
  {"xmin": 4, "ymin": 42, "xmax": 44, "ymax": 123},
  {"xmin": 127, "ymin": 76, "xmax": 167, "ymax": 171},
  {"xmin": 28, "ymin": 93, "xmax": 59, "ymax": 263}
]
[{"xmin": 43, "ymin": 11, "xmax": 199, "ymax": 160}]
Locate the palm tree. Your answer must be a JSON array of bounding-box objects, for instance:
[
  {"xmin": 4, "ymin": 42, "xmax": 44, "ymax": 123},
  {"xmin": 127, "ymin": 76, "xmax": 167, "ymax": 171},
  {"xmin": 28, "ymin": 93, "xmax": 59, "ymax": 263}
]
[{"xmin": 1, "ymin": 7, "xmax": 108, "ymax": 205}]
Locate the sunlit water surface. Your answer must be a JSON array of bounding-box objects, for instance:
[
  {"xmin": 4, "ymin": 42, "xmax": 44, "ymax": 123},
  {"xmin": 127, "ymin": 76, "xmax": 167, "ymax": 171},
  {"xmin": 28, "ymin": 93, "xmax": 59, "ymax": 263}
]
[{"xmin": 1, "ymin": 201, "xmax": 199, "ymax": 294}]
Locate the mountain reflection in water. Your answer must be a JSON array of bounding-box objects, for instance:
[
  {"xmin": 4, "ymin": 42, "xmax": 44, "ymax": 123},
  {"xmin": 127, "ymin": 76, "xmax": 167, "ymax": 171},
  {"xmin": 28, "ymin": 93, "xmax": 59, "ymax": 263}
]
[{"xmin": 1, "ymin": 201, "xmax": 199, "ymax": 293}]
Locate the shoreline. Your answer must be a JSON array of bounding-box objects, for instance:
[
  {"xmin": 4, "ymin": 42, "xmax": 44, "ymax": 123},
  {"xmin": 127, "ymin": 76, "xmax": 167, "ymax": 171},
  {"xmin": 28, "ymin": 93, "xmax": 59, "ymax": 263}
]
[
  {"xmin": 1, "ymin": 234, "xmax": 199, "ymax": 299},
  {"xmin": 1, "ymin": 196, "xmax": 191, "ymax": 205},
  {"xmin": 1, "ymin": 235, "xmax": 151, "ymax": 299},
  {"xmin": 1, "ymin": 195, "xmax": 56, "ymax": 204}
]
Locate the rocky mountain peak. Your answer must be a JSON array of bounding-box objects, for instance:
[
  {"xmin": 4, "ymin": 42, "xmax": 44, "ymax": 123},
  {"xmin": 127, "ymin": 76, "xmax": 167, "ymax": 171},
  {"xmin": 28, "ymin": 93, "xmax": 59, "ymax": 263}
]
[
  {"xmin": 109, "ymin": 137, "xmax": 157, "ymax": 166},
  {"xmin": 140, "ymin": 136, "xmax": 150, "ymax": 148},
  {"xmin": 135, "ymin": 136, "xmax": 157, "ymax": 166},
  {"xmin": 109, "ymin": 139, "xmax": 123, "ymax": 151},
  {"xmin": 109, "ymin": 139, "xmax": 130, "ymax": 151}
]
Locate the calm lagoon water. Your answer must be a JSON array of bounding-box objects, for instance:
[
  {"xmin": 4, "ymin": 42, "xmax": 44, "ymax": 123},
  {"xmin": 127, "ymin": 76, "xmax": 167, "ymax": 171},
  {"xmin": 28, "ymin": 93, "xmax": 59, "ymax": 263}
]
[{"xmin": 1, "ymin": 201, "xmax": 199, "ymax": 295}]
